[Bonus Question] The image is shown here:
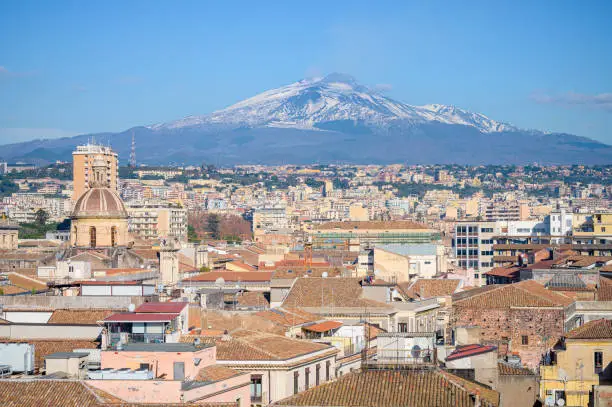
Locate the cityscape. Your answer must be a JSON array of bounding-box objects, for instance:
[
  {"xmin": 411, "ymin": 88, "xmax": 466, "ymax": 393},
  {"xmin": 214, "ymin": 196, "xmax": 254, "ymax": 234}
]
[{"xmin": 1, "ymin": 1, "xmax": 611, "ymax": 407}]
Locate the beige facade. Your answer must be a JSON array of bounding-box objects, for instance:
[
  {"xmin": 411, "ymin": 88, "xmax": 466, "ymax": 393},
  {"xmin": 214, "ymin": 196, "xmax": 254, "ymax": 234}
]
[
  {"xmin": 72, "ymin": 143, "xmax": 118, "ymax": 200},
  {"xmin": 128, "ymin": 202, "xmax": 188, "ymax": 242},
  {"xmin": 70, "ymin": 154, "xmax": 130, "ymax": 248},
  {"xmin": 0, "ymin": 222, "xmax": 18, "ymax": 250}
]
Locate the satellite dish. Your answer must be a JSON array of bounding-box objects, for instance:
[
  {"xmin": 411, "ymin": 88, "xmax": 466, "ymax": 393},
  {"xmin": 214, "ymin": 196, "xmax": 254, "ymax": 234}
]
[
  {"xmin": 557, "ymin": 399, "xmax": 565, "ymax": 406},
  {"xmin": 545, "ymin": 396, "xmax": 555, "ymax": 406},
  {"xmin": 215, "ymin": 277, "xmax": 225, "ymax": 288},
  {"xmin": 322, "ymin": 272, "xmax": 328, "ymax": 278},
  {"xmin": 128, "ymin": 303, "xmax": 136, "ymax": 312}
]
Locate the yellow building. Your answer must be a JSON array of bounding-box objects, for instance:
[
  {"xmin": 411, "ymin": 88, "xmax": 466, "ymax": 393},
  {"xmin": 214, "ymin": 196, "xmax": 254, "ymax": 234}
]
[
  {"xmin": 72, "ymin": 143, "xmax": 118, "ymax": 200},
  {"xmin": 540, "ymin": 319, "xmax": 612, "ymax": 407},
  {"xmin": 70, "ymin": 156, "xmax": 129, "ymax": 248},
  {"xmin": 573, "ymin": 212, "xmax": 612, "ymax": 245}
]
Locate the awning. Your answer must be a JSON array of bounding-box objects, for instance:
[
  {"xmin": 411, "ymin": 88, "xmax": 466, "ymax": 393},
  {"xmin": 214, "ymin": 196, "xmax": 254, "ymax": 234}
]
[{"xmin": 303, "ymin": 321, "xmax": 343, "ymax": 333}]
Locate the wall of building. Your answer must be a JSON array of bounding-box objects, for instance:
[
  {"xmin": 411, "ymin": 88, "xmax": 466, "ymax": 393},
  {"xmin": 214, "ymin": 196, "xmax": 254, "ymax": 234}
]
[
  {"xmin": 88, "ymin": 380, "xmax": 182, "ymax": 403},
  {"xmin": 373, "ymin": 248, "xmax": 410, "ymax": 283},
  {"xmin": 445, "ymin": 351, "xmax": 498, "ymax": 389},
  {"xmin": 6, "ymin": 324, "xmax": 102, "ymax": 340},
  {"xmin": 498, "ymin": 374, "xmax": 538, "ymax": 407},
  {"xmin": 101, "ymin": 347, "xmax": 216, "ymax": 380},
  {"xmin": 452, "ymin": 306, "xmax": 565, "ymax": 368},
  {"xmin": 541, "ymin": 339, "xmax": 612, "ymax": 407},
  {"xmin": 183, "ymin": 374, "xmax": 250, "ymax": 406}
]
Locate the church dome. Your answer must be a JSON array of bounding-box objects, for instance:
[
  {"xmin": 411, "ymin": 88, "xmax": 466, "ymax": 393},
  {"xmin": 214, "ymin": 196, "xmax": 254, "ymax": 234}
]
[{"xmin": 71, "ymin": 187, "xmax": 128, "ymax": 219}]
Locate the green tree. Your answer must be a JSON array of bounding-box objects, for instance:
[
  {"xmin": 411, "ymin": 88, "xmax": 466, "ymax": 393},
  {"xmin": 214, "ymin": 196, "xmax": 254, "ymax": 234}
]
[
  {"xmin": 35, "ymin": 209, "xmax": 49, "ymax": 225},
  {"xmin": 207, "ymin": 214, "xmax": 221, "ymax": 239}
]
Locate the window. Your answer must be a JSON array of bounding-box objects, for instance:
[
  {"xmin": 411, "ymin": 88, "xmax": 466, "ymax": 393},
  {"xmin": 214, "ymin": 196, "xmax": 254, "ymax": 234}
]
[
  {"xmin": 398, "ymin": 323, "xmax": 408, "ymax": 333},
  {"xmin": 521, "ymin": 335, "xmax": 529, "ymax": 345},
  {"xmin": 250, "ymin": 375, "xmax": 262, "ymax": 402},
  {"xmin": 111, "ymin": 226, "xmax": 118, "ymax": 247},
  {"xmin": 294, "ymin": 371, "xmax": 299, "ymax": 394},
  {"xmin": 595, "ymin": 351, "xmax": 604, "ymax": 374},
  {"xmin": 139, "ymin": 363, "xmax": 150, "ymax": 370},
  {"xmin": 481, "ymin": 227, "xmax": 493, "ymax": 233},
  {"xmin": 316, "ymin": 364, "xmax": 320, "ymax": 386},
  {"xmin": 326, "ymin": 361, "xmax": 331, "ymax": 381},
  {"xmin": 89, "ymin": 227, "xmax": 96, "ymax": 248},
  {"xmin": 305, "ymin": 367, "xmax": 310, "ymax": 390}
]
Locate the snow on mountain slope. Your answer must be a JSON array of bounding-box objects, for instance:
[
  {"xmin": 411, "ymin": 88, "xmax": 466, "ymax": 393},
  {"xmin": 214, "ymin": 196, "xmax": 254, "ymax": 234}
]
[{"xmin": 149, "ymin": 73, "xmax": 517, "ymax": 133}]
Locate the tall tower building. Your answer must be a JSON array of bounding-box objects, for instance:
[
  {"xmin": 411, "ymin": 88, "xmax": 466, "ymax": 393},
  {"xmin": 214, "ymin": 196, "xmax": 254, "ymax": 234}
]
[{"xmin": 72, "ymin": 142, "xmax": 119, "ymax": 200}]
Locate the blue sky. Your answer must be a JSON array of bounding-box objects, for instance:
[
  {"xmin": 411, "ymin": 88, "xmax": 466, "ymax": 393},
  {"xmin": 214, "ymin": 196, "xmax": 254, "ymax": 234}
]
[{"xmin": 1, "ymin": 0, "xmax": 611, "ymax": 144}]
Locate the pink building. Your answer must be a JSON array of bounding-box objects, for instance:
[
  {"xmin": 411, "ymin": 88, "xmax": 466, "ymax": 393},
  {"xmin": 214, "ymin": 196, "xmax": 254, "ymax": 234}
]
[{"xmin": 90, "ymin": 341, "xmax": 250, "ymax": 406}]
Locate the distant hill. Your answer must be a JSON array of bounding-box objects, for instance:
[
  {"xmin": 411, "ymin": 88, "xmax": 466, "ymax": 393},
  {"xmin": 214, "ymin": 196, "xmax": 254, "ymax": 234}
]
[{"xmin": 2, "ymin": 74, "xmax": 611, "ymax": 165}]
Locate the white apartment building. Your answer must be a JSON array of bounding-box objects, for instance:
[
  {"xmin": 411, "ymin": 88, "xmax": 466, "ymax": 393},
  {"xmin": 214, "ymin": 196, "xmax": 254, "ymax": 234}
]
[
  {"xmin": 127, "ymin": 202, "xmax": 188, "ymax": 242},
  {"xmin": 454, "ymin": 219, "xmax": 551, "ymax": 286}
]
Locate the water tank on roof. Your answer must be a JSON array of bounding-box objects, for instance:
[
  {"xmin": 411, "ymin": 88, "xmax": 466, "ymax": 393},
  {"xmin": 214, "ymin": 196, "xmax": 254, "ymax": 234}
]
[{"xmin": 0, "ymin": 343, "xmax": 34, "ymax": 373}]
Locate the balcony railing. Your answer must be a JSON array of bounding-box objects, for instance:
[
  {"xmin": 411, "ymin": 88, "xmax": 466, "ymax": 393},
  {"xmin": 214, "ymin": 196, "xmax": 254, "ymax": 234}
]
[{"xmin": 108, "ymin": 332, "xmax": 180, "ymax": 348}]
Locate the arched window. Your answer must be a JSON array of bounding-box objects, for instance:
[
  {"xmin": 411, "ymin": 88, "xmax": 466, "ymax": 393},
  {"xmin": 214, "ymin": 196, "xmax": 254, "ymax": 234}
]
[
  {"xmin": 89, "ymin": 227, "xmax": 96, "ymax": 248},
  {"xmin": 111, "ymin": 226, "xmax": 117, "ymax": 247}
]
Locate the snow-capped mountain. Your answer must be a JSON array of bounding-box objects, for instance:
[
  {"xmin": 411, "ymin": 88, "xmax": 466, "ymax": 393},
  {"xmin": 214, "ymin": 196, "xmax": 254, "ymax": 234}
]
[
  {"xmin": 150, "ymin": 73, "xmax": 516, "ymax": 134},
  {"xmin": 1, "ymin": 73, "xmax": 610, "ymax": 165}
]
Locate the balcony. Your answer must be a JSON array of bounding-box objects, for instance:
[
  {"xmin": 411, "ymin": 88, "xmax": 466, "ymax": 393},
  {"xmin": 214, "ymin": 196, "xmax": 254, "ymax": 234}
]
[{"xmin": 107, "ymin": 331, "xmax": 181, "ymax": 349}]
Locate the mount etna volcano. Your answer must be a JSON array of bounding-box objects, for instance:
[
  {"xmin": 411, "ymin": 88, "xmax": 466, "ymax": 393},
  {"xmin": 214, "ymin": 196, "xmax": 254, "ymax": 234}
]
[{"xmin": 3, "ymin": 73, "xmax": 611, "ymax": 165}]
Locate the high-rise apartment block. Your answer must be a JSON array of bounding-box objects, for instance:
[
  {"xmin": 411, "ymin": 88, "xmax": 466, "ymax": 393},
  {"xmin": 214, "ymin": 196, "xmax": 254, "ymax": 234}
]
[
  {"xmin": 127, "ymin": 201, "xmax": 188, "ymax": 242},
  {"xmin": 72, "ymin": 143, "xmax": 119, "ymax": 200}
]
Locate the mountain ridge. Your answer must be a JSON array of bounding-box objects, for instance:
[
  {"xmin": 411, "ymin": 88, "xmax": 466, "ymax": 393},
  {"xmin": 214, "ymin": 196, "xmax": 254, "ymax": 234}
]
[{"xmin": 1, "ymin": 73, "xmax": 610, "ymax": 165}]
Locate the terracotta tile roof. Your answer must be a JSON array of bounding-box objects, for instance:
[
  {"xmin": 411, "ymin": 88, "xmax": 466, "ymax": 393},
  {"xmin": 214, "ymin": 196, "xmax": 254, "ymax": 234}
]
[
  {"xmin": 497, "ymin": 362, "xmax": 535, "ymax": 376},
  {"xmin": 302, "ymin": 321, "xmax": 342, "ymax": 333},
  {"xmin": 183, "ymin": 271, "xmax": 273, "ymax": 283},
  {"xmin": 566, "ymin": 319, "xmax": 612, "ymax": 340},
  {"xmin": 453, "ymin": 280, "xmax": 573, "ymax": 309},
  {"xmin": 282, "ymin": 277, "xmax": 391, "ymax": 309},
  {"xmin": 135, "ymin": 301, "xmax": 187, "ymax": 313},
  {"xmin": 181, "ymin": 329, "xmax": 335, "ymax": 361},
  {"xmin": 484, "ymin": 266, "xmax": 521, "ymax": 278},
  {"xmin": 568, "ymin": 256, "xmax": 612, "ymax": 268},
  {"xmin": 7, "ymin": 272, "xmax": 47, "ymax": 291},
  {"xmin": 270, "ymin": 267, "xmax": 342, "ymax": 279},
  {"xmin": 48, "ymin": 309, "xmax": 115, "ymax": 325},
  {"xmin": 446, "ymin": 344, "xmax": 497, "ymax": 361},
  {"xmin": 132, "ymin": 249, "xmax": 159, "ymax": 260},
  {"xmin": 0, "ymin": 380, "xmax": 110, "ymax": 406},
  {"xmin": 314, "ymin": 221, "xmax": 428, "ymax": 230},
  {"xmin": 598, "ymin": 277, "xmax": 612, "ymax": 300},
  {"xmin": 195, "ymin": 364, "xmax": 245, "ymax": 382},
  {"xmin": 236, "ymin": 291, "xmax": 269, "ymax": 308},
  {"xmin": 0, "ymin": 379, "xmax": 234, "ymax": 406},
  {"xmin": 0, "ymin": 285, "xmax": 29, "ymax": 295},
  {"xmin": 398, "ymin": 279, "xmax": 461, "ymax": 300},
  {"xmin": 0, "ymin": 339, "xmax": 99, "ymax": 369},
  {"xmin": 103, "ymin": 268, "xmax": 143, "ymax": 275},
  {"xmin": 189, "ymin": 309, "xmax": 286, "ymax": 335},
  {"xmin": 273, "ymin": 369, "xmax": 499, "ymax": 407},
  {"xmin": 255, "ymin": 307, "xmax": 318, "ymax": 328},
  {"xmin": 226, "ymin": 261, "xmax": 257, "ymax": 271}
]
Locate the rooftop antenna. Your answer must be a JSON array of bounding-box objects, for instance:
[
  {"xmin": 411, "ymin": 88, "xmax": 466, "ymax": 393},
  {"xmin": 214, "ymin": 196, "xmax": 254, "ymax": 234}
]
[{"xmin": 129, "ymin": 130, "xmax": 136, "ymax": 168}]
